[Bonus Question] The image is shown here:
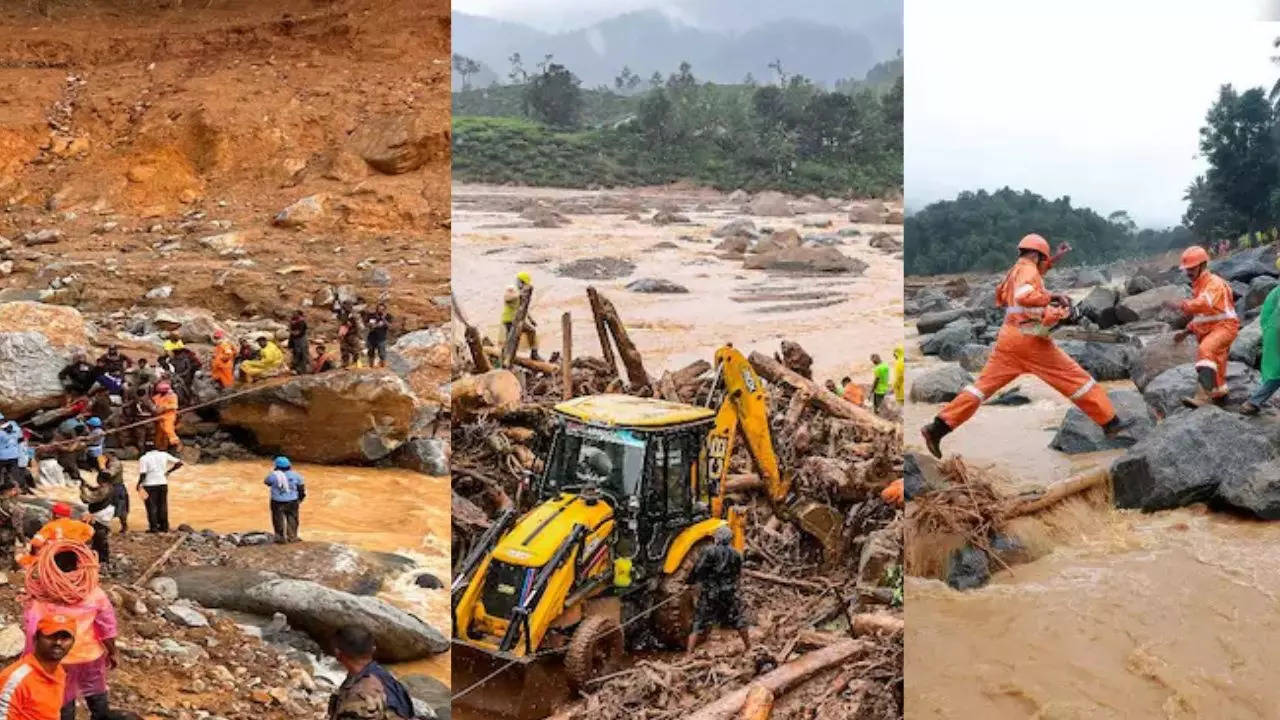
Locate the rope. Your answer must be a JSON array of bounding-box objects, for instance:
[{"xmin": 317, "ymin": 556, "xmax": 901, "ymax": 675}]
[
  {"xmin": 21, "ymin": 539, "xmax": 99, "ymax": 606},
  {"xmin": 450, "ymin": 591, "xmax": 686, "ymax": 702}
]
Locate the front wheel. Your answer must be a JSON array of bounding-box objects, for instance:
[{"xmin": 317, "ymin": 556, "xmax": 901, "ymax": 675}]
[
  {"xmin": 565, "ymin": 614, "xmax": 624, "ymax": 692},
  {"xmin": 652, "ymin": 539, "xmax": 708, "ymax": 648}
]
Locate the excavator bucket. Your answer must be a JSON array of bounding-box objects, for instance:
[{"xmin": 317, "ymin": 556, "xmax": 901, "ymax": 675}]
[
  {"xmin": 451, "ymin": 641, "xmax": 572, "ymax": 720},
  {"xmin": 788, "ymin": 498, "xmax": 845, "ymax": 563}
]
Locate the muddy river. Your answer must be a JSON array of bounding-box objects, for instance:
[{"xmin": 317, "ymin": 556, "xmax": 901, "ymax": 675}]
[
  {"xmin": 39, "ymin": 460, "xmax": 451, "ymax": 685},
  {"xmin": 452, "ymin": 184, "xmax": 904, "ymax": 385},
  {"xmin": 903, "ymin": 328, "xmax": 1280, "ymax": 719}
]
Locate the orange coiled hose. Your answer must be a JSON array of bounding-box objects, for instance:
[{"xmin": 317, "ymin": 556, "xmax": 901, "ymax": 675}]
[{"xmin": 21, "ymin": 539, "xmax": 99, "ymax": 606}]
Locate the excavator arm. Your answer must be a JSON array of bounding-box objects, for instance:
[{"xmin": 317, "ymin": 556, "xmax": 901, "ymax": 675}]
[{"xmin": 705, "ymin": 346, "xmax": 844, "ymax": 560}]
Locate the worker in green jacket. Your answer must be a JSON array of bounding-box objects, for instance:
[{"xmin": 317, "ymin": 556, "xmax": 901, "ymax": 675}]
[
  {"xmin": 501, "ymin": 271, "xmax": 540, "ymax": 361},
  {"xmin": 1241, "ymin": 258, "xmax": 1280, "ymax": 415},
  {"xmin": 871, "ymin": 353, "xmax": 891, "ymax": 412}
]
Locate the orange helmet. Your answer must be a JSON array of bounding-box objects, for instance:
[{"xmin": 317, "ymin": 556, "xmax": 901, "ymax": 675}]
[
  {"xmin": 1180, "ymin": 245, "xmax": 1210, "ymax": 270},
  {"xmin": 1018, "ymin": 233, "xmax": 1051, "ymax": 257}
]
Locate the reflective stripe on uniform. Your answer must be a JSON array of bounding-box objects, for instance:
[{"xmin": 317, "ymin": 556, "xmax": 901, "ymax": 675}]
[
  {"xmin": 1069, "ymin": 379, "xmax": 1096, "ymax": 401},
  {"xmin": 1014, "ymin": 283, "xmax": 1035, "ymax": 299},
  {"xmin": 1004, "ymin": 305, "xmax": 1044, "ymax": 316},
  {"xmin": 0, "ymin": 663, "xmax": 31, "ymax": 715},
  {"xmin": 1188, "ymin": 310, "xmax": 1237, "ymax": 325},
  {"xmin": 962, "ymin": 385, "xmax": 985, "ymax": 401},
  {"xmin": 1194, "ymin": 359, "xmax": 1218, "ymax": 369}
]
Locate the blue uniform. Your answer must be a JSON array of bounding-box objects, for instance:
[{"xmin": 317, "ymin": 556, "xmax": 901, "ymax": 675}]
[
  {"xmin": 264, "ymin": 469, "xmax": 305, "ymax": 502},
  {"xmin": 0, "ymin": 423, "xmax": 21, "ymax": 462}
]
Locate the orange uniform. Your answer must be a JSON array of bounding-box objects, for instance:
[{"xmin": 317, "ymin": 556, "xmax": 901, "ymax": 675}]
[
  {"xmin": 1180, "ymin": 269, "xmax": 1239, "ymax": 397},
  {"xmin": 211, "ymin": 340, "xmax": 236, "ymax": 389},
  {"xmin": 0, "ymin": 653, "xmax": 66, "ymax": 720},
  {"xmin": 937, "ymin": 256, "xmax": 1116, "ymax": 430},
  {"xmin": 842, "ymin": 383, "xmax": 864, "ymax": 406},
  {"xmin": 17, "ymin": 518, "xmax": 94, "ymax": 569},
  {"xmin": 152, "ymin": 392, "xmax": 179, "ymax": 451}
]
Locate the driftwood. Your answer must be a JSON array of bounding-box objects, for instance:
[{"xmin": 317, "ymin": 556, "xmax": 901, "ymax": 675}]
[
  {"xmin": 589, "ymin": 286, "xmax": 650, "ymax": 390},
  {"xmin": 484, "ymin": 349, "xmax": 559, "ymax": 375},
  {"xmin": 850, "ymin": 613, "xmax": 905, "ymax": 637},
  {"xmin": 743, "ymin": 568, "xmax": 827, "ymax": 592},
  {"xmin": 561, "ymin": 312, "xmax": 573, "ymax": 400},
  {"xmin": 684, "ymin": 639, "xmax": 871, "ymax": 720},
  {"xmin": 586, "ymin": 287, "xmax": 618, "ymax": 378},
  {"xmin": 1002, "ymin": 468, "xmax": 1109, "ymax": 519},
  {"xmin": 451, "ymin": 293, "xmax": 491, "ymax": 373},
  {"xmin": 739, "ymin": 686, "xmax": 774, "ymax": 720},
  {"xmin": 500, "ymin": 284, "xmax": 533, "ymax": 369},
  {"xmin": 748, "ymin": 351, "xmax": 895, "ymax": 435},
  {"xmin": 133, "ymin": 534, "xmax": 187, "ymax": 588}
]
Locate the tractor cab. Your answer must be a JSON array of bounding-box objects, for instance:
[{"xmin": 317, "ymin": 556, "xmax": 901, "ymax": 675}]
[{"xmin": 544, "ymin": 394, "xmax": 717, "ymax": 587}]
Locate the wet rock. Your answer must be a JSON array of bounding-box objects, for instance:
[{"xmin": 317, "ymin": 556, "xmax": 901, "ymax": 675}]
[
  {"xmin": 848, "ymin": 200, "xmax": 885, "ymax": 224},
  {"xmin": 520, "ymin": 205, "xmax": 568, "ymax": 228},
  {"xmin": 0, "ymin": 302, "xmax": 89, "ymax": 416},
  {"xmin": 903, "ymin": 451, "xmax": 948, "ymax": 499},
  {"xmin": 1246, "ymin": 275, "xmax": 1280, "ymax": 311},
  {"xmin": 1113, "ymin": 285, "xmax": 1189, "ymax": 325},
  {"xmin": 219, "ymin": 370, "xmax": 416, "ymax": 464},
  {"xmin": 414, "ymin": 573, "xmax": 444, "ymax": 590},
  {"xmin": 555, "ymin": 257, "xmax": 635, "ymax": 280},
  {"xmin": 273, "ymin": 194, "xmax": 326, "ymax": 229},
  {"xmin": 909, "ymin": 363, "xmax": 972, "ymax": 403},
  {"xmin": 1072, "ymin": 268, "xmax": 1108, "ymax": 288},
  {"xmin": 727, "ymin": 189, "xmax": 749, "ymax": 203},
  {"xmin": 1111, "ymin": 406, "xmax": 1275, "ymax": 511},
  {"xmin": 715, "ymin": 236, "xmax": 749, "ymax": 254},
  {"xmin": 920, "ymin": 321, "xmax": 977, "ymax": 361},
  {"xmin": 985, "ymin": 388, "xmax": 1030, "ymax": 406},
  {"xmin": 1129, "ymin": 332, "xmax": 1199, "ymax": 391},
  {"xmin": 165, "ymin": 567, "xmax": 448, "ymax": 662},
  {"xmin": 349, "ymin": 112, "xmax": 438, "ymax": 175},
  {"xmin": 1125, "ymin": 274, "xmax": 1155, "ymax": 295},
  {"xmin": 154, "ymin": 308, "xmax": 228, "ymax": 344},
  {"xmin": 868, "ymin": 232, "xmax": 902, "ymax": 252},
  {"xmin": 393, "ymin": 437, "xmax": 448, "ymax": 476},
  {"xmin": 1057, "ymin": 340, "xmax": 1134, "ymax": 381},
  {"xmin": 651, "ymin": 210, "xmax": 689, "ymax": 225},
  {"xmin": 916, "ymin": 308, "xmax": 970, "ymax": 334},
  {"xmin": 956, "ymin": 343, "xmax": 991, "ymax": 373},
  {"xmin": 148, "ymin": 577, "xmax": 180, "ymax": 603},
  {"xmin": 905, "ymin": 289, "xmax": 953, "ymax": 317},
  {"xmin": 1050, "ymin": 389, "xmax": 1154, "ymax": 453},
  {"xmin": 752, "ymin": 228, "xmax": 802, "ymax": 253},
  {"xmin": 741, "ymin": 246, "xmax": 865, "ymax": 274},
  {"xmin": 711, "ymin": 219, "xmax": 756, "ymax": 238},
  {"xmin": 1231, "ymin": 280, "xmax": 1250, "ymax": 303},
  {"xmin": 946, "ymin": 545, "xmax": 989, "ymax": 590},
  {"xmin": 1230, "ymin": 318, "xmax": 1262, "ymax": 368},
  {"xmin": 625, "ymin": 278, "xmax": 689, "ymax": 294},
  {"xmin": 1142, "ymin": 361, "xmax": 1257, "ymax": 416},
  {"xmin": 1077, "ymin": 286, "xmax": 1118, "ymax": 328},
  {"xmin": 857, "ymin": 527, "xmax": 900, "ymax": 589},
  {"xmin": 1217, "ymin": 463, "xmax": 1280, "ymax": 519},
  {"xmin": 1211, "ymin": 246, "xmax": 1278, "ymax": 283},
  {"xmin": 163, "ymin": 603, "xmax": 209, "ymax": 628},
  {"xmin": 747, "ymin": 191, "xmax": 794, "ymax": 217}
]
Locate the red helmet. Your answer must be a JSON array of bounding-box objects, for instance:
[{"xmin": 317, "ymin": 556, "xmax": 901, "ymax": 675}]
[
  {"xmin": 1180, "ymin": 245, "xmax": 1210, "ymax": 270},
  {"xmin": 51, "ymin": 503, "xmax": 71, "ymax": 519},
  {"xmin": 155, "ymin": 381, "xmax": 171, "ymax": 393},
  {"xmin": 1018, "ymin": 233, "xmax": 1051, "ymax": 257}
]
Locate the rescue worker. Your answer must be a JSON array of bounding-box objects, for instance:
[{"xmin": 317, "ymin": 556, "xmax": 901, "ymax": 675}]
[
  {"xmin": 79, "ymin": 470, "xmax": 115, "ymax": 566},
  {"xmin": 52, "ymin": 420, "xmax": 87, "ymax": 483},
  {"xmin": 0, "ymin": 468, "xmax": 25, "ymax": 563},
  {"xmin": 136, "ymin": 441, "xmax": 181, "ymax": 534},
  {"xmin": 920, "ymin": 234, "xmax": 1131, "ymax": 458},
  {"xmin": 824, "ymin": 379, "xmax": 839, "ymax": 395},
  {"xmin": 99, "ymin": 452, "xmax": 129, "ymax": 534},
  {"xmin": 0, "ymin": 613, "xmax": 76, "ymax": 720},
  {"xmin": 265, "ymin": 456, "xmax": 305, "ymax": 544},
  {"xmin": 365, "ymin": 302, "xmax": 392, "ymax": 368},
  {"xmin": 117, "ymin": 388, "xmax": 151, "ymax": 454},
  {"xmin": 501, "ymin": 271, "xmax": 540, "ymax": 361},
  {"xmin": 94, "ymin": 347, "xmax": 130, "ymax": 377},
  {"xmin": 687, "ymin": 525, "xmax": 749, "ymax": 653},
  {"xmin": 312, "ymin": 343, "xmax": 337, "ymax": 374},
  {"xmin": 150, "ymin": 382, "xmax": 180, "ymax": 454},
  {"xmin": 0, "ymin": 415, "xmax": 22, "ymax": 490},
  {"xmin": 161, "ymin": 331, "xmax": 184, "ymax": 356},
  {"xmin": 892, "ymin": 346, "xmax": 906, "ymax": 405},
  {"xmin": 129, "ymin": 358, "xmax": 157, "ymax": 390},
  {"xmin": 239, "ymin": 336, "xmax": 285, "ymax": 382},
  {"xmin": 841, "ymin": 376, "xmax": 864, "ymax": 406},
  {"xmin": 288, "ymin": 310, "xmax": 309, "ymax": 375},
  {"xmin": 1165, "ymin": 245, "xmax": 1240, "ymax": 408},
  {"xmin": 871, "ymin": 354, "xmax": 891, "ymax": 412},
  {"xmin": 326, "ymin": 625, "xmax": 415, "ymax": 720},
  {"xmin": 83, "ymin": 418, "xmax": 105, "ymax": 472},
  {"xmin": 19, "ymin": 504, "xmax": 93, "ymax": 569},
  {"xmin": 338, "ymin": 309, "xmax": 364, "ymax": 369},
  {"xmin": 22, "ymin": 552, "xmax": 124, "ymax": 720},
  {"xmin": 1242, "ymin": 257, "xmax": 1280, "ymax": 415},
  {"xmin": 210, "ymin": 330, "xmax": 236, "ymax": 389},
  {"xmin": 57, "ymin": 354, "xmax": 98, "ymax": 397}
]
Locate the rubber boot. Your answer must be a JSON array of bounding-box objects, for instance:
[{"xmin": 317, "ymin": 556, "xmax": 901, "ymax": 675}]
[
  {"xmin": 1182, "ymin": 367, "xmax": 1217, "ymax": 409},
  {"xmin": 1241, "ymin": 401, "xmax": 1262, "ymax": 416},
  {"xmin": 920, "ymin": 418, "xmax": 951, "ymax": 459},
  {"xmin": 1102, "ymin": 415, "xmax": 1136, "ymax": 441}
]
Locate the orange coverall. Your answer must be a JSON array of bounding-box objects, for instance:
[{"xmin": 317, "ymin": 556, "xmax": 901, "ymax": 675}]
[
  {"xmin": 0, "ymin": 653, "xmax": 67, "ymax": 720},
  {"xmin": 211, "ymin": 341, "xmax": 236, "ymax": 389},
  {"xmin": 937, "ymin": 257, "xmax": 1116, "ymax": 429},
  {"xmin": 152, "ymin": 392, "xmax": 179, "ymax": 451},
  {"xmin": 1181, "ymin": 270, "xmax": 1239, "ymax": 396},
  {"xmin": 17, "ymin": 518, "xmax": 94, "ymax": 569}
]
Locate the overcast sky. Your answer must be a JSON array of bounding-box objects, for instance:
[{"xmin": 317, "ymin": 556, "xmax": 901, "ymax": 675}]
[
  {"xmin": 453, "ymin": 0, "xmax": 669, "ymax": 31},
  {"xmin": 907, "ymin": 0, "xmax": 1280, "ymax": 227}
]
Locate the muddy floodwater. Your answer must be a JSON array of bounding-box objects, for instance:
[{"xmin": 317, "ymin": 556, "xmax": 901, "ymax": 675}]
[
  {"xmin": 40, "ymin": 460, "xmax": 451, "ymax": 685},
  {"xmin": 452, "ymin": 184, "xmax": 904, "ymax": 384},
  {"xmin": 904, "ymin": 327, "xmax": 1280, "ymax": 719}
]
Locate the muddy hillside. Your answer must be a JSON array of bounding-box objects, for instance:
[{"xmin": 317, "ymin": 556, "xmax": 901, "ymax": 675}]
[
  {"xmin": 452, "ymin": 184, "xmax": 904, "ymax": 385},
  {"xmin": 903, "ymin": 245, "xmax": 1280, "ymax": 718}
]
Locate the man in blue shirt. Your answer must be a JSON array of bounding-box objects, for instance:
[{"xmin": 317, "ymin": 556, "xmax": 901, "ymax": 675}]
[
  {"xmin": 265, "ymin": 456, "xmax": 306, "ymax": 543},
  {"xmin": 0, "ymin": 414, "xmax": 22, "ymax": 491}
]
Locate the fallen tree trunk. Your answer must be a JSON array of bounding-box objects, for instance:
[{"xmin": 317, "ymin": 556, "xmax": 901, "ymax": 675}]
[
  {"xmin": 851, "ymin": 613, "xmax": 905, "ymax": 637},
  {"xmin": 484, "ymin": 349, "xmax": 559, "ymax": 375},
  {"xmin": 738, "ymin": 686, "xmax": 773, "ymax": 720},
  {"xmin": 748, "ymin": 351, "xmax": 895, "ymax": 435},
  {"xmin": 500, "ymin": 285, "xmax": 533, "ymax": 369},
  {"xmin": 725, "ymin": 473, "xmax": 763, "ymax": 493},
  {"xmin": 451, "ymin": 293, "xmax": 491, "ymax": 373},
  {"xmin": 586, "ymin": 287, "xmax": 618, "ymax": 379},
  {"xmin": 685, "ymin": 639, "xmax": 871, "ymax": 720},
  {"xmin": 1002, "ymin": 467, "xmax": 1109, "ymax": 519},
  {"xmin": 590, "ymin": 286, "xmax": 650, "ymax": 390}
]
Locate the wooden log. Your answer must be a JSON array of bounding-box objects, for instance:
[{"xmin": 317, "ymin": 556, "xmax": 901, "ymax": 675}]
[
  {"xmin": 725, "ymin": 473, "xmax": 763, "ymax": 493},
  {"xmin": 561, "ymin": 312, "xmax": 573, "ymax": 400},
  {"xmin": 590, "ymin": 286, "xmax": 650, "ymax": 389},
  {"xmin": 500, "ymin": 284, "xmax": 533, "ymax": 369},
  {"xmin": 670, "ymin": 359, "xmax": 712, "ymax": 388},
  {"xmin": 586, "ymin": 287, "xmax": 619, "ymax": 378},
  {"xmin": 1002, "ymin": 467, "xmax": 1110, "ymax": 519},
  {"xmin": 133, "ymin": 534, "xmax": 187, "ymax": 588},
  {"xmin": 738, "ymin": 686, "xmax": 773, "ymax": 720},
  {"xmin": 748, "ymin": 351, "xmax": 895, "ymax": 435},
  {"xmin": 743, "ymin": 568, "xmax": 827, "ymax": 592},
  {"xmin": 484, "ymin": 349, "xmax": 559, "ymax": 375},
  {"xmin": 451, "ymin": 293, "xmax": 490, "ymax": 373},
  {"xmin": 684, "ymin": 639, "xmax": 870, "ymax": 720},
  {"xmin": 850, "ymin": 613, "xmax": 905, "ymax": 637}
]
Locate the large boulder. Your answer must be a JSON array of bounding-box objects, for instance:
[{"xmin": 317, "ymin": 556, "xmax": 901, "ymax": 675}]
[
  {"xmin": 1072, "ymin": 268, "xmax": 1109, "ymax": 288},
  {"xmin": 903, "ymin": 451, "xmax": 949, "ymax": 499},
  {"xmin": 272, "ymin": 194, "xmax": 326, "ymax": 228},
  {"xmin": 388, "ymin": 328, "xmax": 450, "ymax": 403},
  {"xmin": 1210, "ymin": 246, "xmax": 1278, "ymax": 283},
  {"xmin": 1246, "ymin": 275, "xmax": 1280, "ymax": 311},
  {"xmin": 0, "ymin": 303, "xmax": 90, "ymax": 416},
  {"xmin": 1141, "ymin": 361, "xmax": 1258, "ymax": 417},
  {"xmin": 1218, "ymin": 463, "xmax": 1280, "ymax": 519},
  {"xmin": 848, "ymin": 200, "xmax": 885, "ymax": 224},
  {"xmin": 1050, "ymin": 389, "xmax": 1154, "ymax": 454},
  {"xmin": 392, "ymin": 437, "xmax": 449, "ymax": 476},
  {"xmin": 1111, "ymin": 407, "xmax": 1275, "ymax": 511},
  {"xmin": 219, "ymin": 370, "xmax": 416, "ymax": 463},
  {"xmin": 1056, "ymin": 340, "xmax": 1134, "ymax": 381},
  {"xmin": 1230, "ymin": 319, "xmax": 1262, "ymax": 369},
  {"xmin": 909, "ymin": 363, "xmax": 972, "ymax": 403},
  {"xmin": 711, "ymin": 219, "xmax": 757, "ymax": 239},
  {"xmin": 905, "ymin": 289, "xmax": 953, "ymax": 317},
  {"xmin": 956, "ymin": 343, "xmax": 992, "ymax": 373},
  {"xmin": 165, "ymin": 567, "xmax": 447, "ymax": 662},
  {"xmin": 916, "ymin": 308, "xmax": 969, "ymax": 334},
  {"xmin": 920, "ymin": 321, "xmax": 978, "ymax": 361},
  {"xmin": 349, "ymin": 113, "xmax": 440, "ymax": 175},
  {"xmin": 153, "ymin": 308, "xmax": 228, "ymax": 344},
  {"xmin": 1077, "ymin": 286, "xmax": 1118, "ymax": 328},
  {"xmin": 747, "ymin": 191, "xmax": 794, "ymax": 217},
  {"xmin": 1129, "ymin": 333, "xmax": 1198, "ymax": 391},
  {"xmin": 741, "ymin": 246, "xmax": 866, "ymax": 273},
  {"xmin": 1125, "ymin": 274, "xmax": 1155, "ymax": 296},
  {"xmin": 1113, "ymin": 285, "xmax": 1189, "ymax": 325},
  {"xmin": 450, "ymin": 370, "xmax": 522, "ymax": 421}
]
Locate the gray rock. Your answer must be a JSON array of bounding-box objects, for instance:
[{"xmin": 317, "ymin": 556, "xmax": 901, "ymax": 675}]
[
  {"xmin": 1130, "ymin": 333, "xmax": 1199, "ymax": 391},
  {"xmin": 1231, "ymin": 319, "xmax": 1262, "ymax": 368},
  {"xmin": 747, "ymin": 191, "xmax": 794, "ymax": 217},
  {"xmin": 163, "ymin": 603, "xmax": 209, "ymax": 628},
  {"xmin": 1230, "ymin": 281, "xmax": 1249, "ymax": 303},
  {"xmin": 920, "ymin": 321, "xmax": 977, "ymax": 361},
  {"xmin": 0, "ymin": 331, "xmax": 69, "ymax": 416},
  {"xmin": 145, "ymin": 285, "xmax": 173, "ymax": 300},
  {"xmin": 23, "ymin": 229, "xmax": 62, "ymax": 246},
  {"xmin": 1072, "ymin": 268, "xmax": 1108, "ymax": 288},
  {"xmin": 273, "ymin": 194, "xmax": 326, "ymax": 228},
  {"xmin": 917, "ymin": 308, "xmax": 968, "ymax": 334},
  {"xmin": 1217, "ymin": 463, "xmax": 1280, "ymax": 519},
  {"xmin": 711, "ymin": 219, "xmax": 756, "ymax": 238},
  {"xmin": 1125, "ymin": 275, "xmax": 1155, "ymax": 295},
  {"xmin": 1077, "ymin": 286, "xmax": 1118, "ymax": 328},
  {"xmin": 1211, "ymin": 246, "xmax": 1278, "ymax": 283},
  {"xmin": 857, "ymin": 527, "xmax": 900, "ymax": 589},
  {"xmin": 625, "ymin": 278, "xmax": 689, "ymax": 294},
  {"xmin": 946, "ymin": 545, "xmax": 989, "ymax": 590},
  {"xmin": 392, "ymin": 438, "xmax": 449, "ymax": 476},
  {"xmin": 148, "ymin": 577, "xmax": 180, "ymax": 603},
  {"xmin": 903, "ymin": 451, "xmax": 949, "ymax": 499},
  {"xmin": 1142, "ymin": 361, "xmax": 1258, "ymax": 417},
  {"xmin": 366, "ymin": 267, "xmax": 392, "ymax": 287},
  {"xmin": 741, "ymin": 246, "xmax": 865, "ymax": 274},
  {"xmin": 906, "ymin": 289, "xmax": 953, "ymax": 317},
  {"xmin": 956, "ymin": 343, "xmax": 991, "ymax": 373},
  {"xmin": 1111, "ymin": 407, "xmax": 1275, "ymax": 511},
  {"xmin": 1057, "ymin": 340, "xmax": 1134, "ymax": 381},
  {"xmin": 1246, "ymin": 275, "xmax": 1280, "ymax": 311},
  {"xmin": 1114, "ymin": 285, "xmax": 1189, "ymax": 325},
  {"xmin": 1050, "ymin": 389, "xmax": 1154, "ymax": 454},
  {"xmin": 909, "ymin": 363, "xmax": 972, "ymax": 403}
]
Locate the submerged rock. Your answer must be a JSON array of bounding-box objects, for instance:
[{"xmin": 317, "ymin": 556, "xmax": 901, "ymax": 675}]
[
  {"xmin": 909, "ymin": 364, "xmax": 972, "ymax": 403},
  {"xmin": 1050, "ymin": 389, "xmax": 1154, "ymax": 454}
]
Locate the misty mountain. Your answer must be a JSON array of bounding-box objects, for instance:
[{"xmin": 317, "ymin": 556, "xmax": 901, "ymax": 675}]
[{"xmin": 452, "ymin": 5, "xmax": 901, "ymax": 90}]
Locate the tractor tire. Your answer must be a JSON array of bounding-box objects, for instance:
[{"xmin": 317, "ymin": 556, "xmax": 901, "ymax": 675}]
[
  {"xmin": 565, "ymin": 614, "xmax": 624, "ymax": 692},
  {"xmin": 652, "ymin": 540, "xmax": 707, "ymax": 648}
]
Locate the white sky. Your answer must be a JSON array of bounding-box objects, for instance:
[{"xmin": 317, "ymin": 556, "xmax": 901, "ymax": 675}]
[
  {"xmin": 907, "ymin": 0, "xmax": 1280, "ymax": 227},
  {"xmin": 453, "ymin": 0, "xmax": 671, "ymax": 31}
]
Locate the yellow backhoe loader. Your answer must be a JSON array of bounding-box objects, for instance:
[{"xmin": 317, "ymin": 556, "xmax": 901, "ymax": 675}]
[{"xmin": 450, "ymin": 345, "xmax": 841, "ymax": 719}]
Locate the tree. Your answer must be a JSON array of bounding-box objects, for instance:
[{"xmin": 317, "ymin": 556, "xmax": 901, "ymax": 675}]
[
  {"xmin": 615, "ymin": 66, "xmax": 641, "ymax": 93},
  {"xmin": 507, "ymin": 52, "xmax": 526, "ymax": 85},
  {"xmin": 768, "ymin": 58, "xmax": 787, "ymax": 85},
  {"xmin": 453, "ymin": 54, "xmax": 482, "ymax": 91},
  {"xmin": 1198, "ymin": 84, "xmax": 1279, "ymax": 237},
  {"xmin": 524, "ymin": 63, "xmax": 583, "ymax": 128},
  {"xmin": 649, "ymin": 71, "xmax": 663, "ymax": 89},
  {"xmin": 743, "ymin": 72, "xmax": 757, "ymax": 87}
]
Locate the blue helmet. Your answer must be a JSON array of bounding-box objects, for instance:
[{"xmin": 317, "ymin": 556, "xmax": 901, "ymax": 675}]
[
  {"xmin": 274, "ymin": 456, "xmax": 291, "ymax": 470},
  {"xmin": 87, "ymin": 417, "xmax": 102, "ymax": 428}
]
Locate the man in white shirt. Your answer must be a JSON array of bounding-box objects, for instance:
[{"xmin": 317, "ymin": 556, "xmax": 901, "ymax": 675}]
[{"xmin": 136, "ymin": 440, "xmax": 182, "ymax": 533}]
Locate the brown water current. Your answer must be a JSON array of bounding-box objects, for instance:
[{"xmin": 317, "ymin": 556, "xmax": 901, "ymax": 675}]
[{"xmin": 904, "ymin": 324, "xmax": 1280, "ymax": 719}]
